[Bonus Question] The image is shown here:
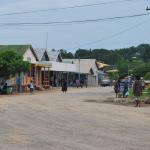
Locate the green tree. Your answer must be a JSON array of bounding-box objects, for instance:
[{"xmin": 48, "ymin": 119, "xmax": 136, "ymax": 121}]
[
  {"xmin": 75, "ymin": 49, "xmax": 91, "ymax": 59},
  {"xmin": 117, "ymin": 60, "xmax": 129, "ymax": 77},
  {"xmin": 60, "ymin": 49, "xmax": 74, "ymax": 59},
  {"xmin": 108, "ymin": 71, "xmax": 119, "ymax": 80},
  {"xmin": 144, "ymin": 72, "xmax": 150, "ymax": 80},
  {"xmin": 0, "ymin": 51, "xmax": 30, "ymax": 79},
  {"xmin": 137, "ymin": 44, "xmax": 150, "ymax": 62},
  {"xmin": 133, "ymin": 63, "xmax": 150, "ymax": 77}
]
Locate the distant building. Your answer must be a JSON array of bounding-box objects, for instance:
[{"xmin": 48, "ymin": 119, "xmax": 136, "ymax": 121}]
[{"xmin": 63, "ymin": 59, "xmax": 99, "ymax": 86}]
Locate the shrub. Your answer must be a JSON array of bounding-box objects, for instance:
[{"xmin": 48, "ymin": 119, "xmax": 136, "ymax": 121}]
[{"xmin": 144, "ymin": 72, "xmax": 150, "ymax": 80}]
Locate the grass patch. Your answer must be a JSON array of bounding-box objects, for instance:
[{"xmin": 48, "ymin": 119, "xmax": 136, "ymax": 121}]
[{"xmin": 128, "ymin": 88, "xmax": 150, "ymax": 101}]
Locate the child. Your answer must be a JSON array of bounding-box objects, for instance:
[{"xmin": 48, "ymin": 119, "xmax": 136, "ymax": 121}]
[{"xmin": 29, "ymin": 81, "xmax": 34, "ymax": 94}]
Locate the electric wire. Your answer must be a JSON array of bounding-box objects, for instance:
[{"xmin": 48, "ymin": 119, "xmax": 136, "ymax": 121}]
[
  {"xmin": 0, "ymin": 12, "xmax": 149, "ymax": 26},
  {"xmin": 0, "ymin": 0, "xmax": 141, "ymax": 16},
  {"xmin": 69, "ymin": 17, "xmax": 150, "ymax": 50}
]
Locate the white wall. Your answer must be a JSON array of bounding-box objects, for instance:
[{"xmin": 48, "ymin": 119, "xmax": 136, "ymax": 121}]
[
  {"xmin": 87, "ymin": 75, "xmax": 97, "ymax": 87},
  {"xmin": 23, "ymin": 48, "xmax": 37, "ymax": 63},
  {"xmin": 92, "ymin": 63, "xmax": 99, "ymax": 86},
  {"xmin": 51, "ymin": 62, "xmax": 76, "ymax": 72},
  {"xmin": 42, "ymin": 61, "xmax": 76, "ymax": 72}
]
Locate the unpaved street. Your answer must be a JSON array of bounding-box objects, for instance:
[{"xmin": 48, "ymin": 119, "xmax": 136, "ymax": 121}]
[{"xmin": 0, "ymin": 87, "xmax": 150, "ymax": 150}]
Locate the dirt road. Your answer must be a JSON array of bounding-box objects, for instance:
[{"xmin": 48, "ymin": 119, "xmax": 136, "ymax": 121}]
[{"xmin": 0, "ymin": 87, "xmax": 150, "ymax": 150}]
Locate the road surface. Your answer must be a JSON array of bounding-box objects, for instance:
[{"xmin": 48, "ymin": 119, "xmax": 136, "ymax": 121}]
[{"xmin": 0, "ymin": 87, "xmax": 150, "ymax": 150}]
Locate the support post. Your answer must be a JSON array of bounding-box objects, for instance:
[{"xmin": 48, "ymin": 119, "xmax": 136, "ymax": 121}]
[{"xmin": 78, "ymin": 58, "xmax": 80, "ymax": 80}]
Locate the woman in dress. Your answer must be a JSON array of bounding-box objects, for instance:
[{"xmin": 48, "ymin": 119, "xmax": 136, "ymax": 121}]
[{"xmin": 62, "ymin": 79, "xmax": 68, "ymax": 93}]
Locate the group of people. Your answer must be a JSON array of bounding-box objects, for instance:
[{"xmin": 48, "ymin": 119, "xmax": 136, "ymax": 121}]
[
  {"xmin": 75, "ymin": 78, "xmax": 87, "ymax": 88},
  {"xmin": 114, "ymin": 76, "xmax": 144, "ymax": 107},
  {"xmin": 61, "ymin": 78, "xmax": 88, "ymax": 93},
  {"xmin": 114, "ymin": 78, "xmax": 129, "ymax": 98}
]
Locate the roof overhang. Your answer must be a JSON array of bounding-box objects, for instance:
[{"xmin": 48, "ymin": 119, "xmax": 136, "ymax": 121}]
[{"xmin": 31, "ymin": 61, "xmax": 52, "ymax": 68}]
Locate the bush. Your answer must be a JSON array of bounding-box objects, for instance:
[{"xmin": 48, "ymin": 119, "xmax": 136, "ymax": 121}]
[
  {"xmin": 0, "ymin": 51, "xmax": 30, "ymax": 79},
  {"xmin": 146, "ymin": 87, "xmax": 150, "ymax": 96},
  {"xmin": 133, "ymin": 63, "xmax": 150, "ymax": 77},
  {"xmin": 144, "ymin": 72, "xmax": 150, "ymax": 80}
]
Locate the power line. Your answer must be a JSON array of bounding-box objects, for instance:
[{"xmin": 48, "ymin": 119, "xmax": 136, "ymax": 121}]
[
  {"xmin": 0, "ymin": 0, "xmax": 141, "ymax": 16},
  {"xmin": 0, "ymin": 12, "xmax": 150, "ymax": 26},
  {"xmin": 69, "ymin": 17, "xmax": 150, "ymax": 50}
]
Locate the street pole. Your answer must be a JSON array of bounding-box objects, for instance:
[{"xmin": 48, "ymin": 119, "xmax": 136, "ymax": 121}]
[
  {"xmin": 128, "ymin": 63, "xmax": 129, "ymax": 76},
  {"xmin": 78, "ymin": 58, "xmax": 80, "ymax": 80},
  {"xmin": 46, "ymin": 32, "xmax": 48, "ymax": 50}
]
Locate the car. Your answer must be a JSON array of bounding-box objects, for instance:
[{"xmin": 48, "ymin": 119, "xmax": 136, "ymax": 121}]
[{"xmin": 101, "ymin": 79, "xmax": 111, "ymax": 87}]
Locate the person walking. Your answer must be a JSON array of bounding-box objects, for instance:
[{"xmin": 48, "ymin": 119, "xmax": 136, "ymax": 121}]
[
  {"xmin": 76, "ymin": 79, "xmax": 80, "ymax": 88},
  {"xmin": 61, "ymin": 79, "xmax": 67, "ymax": 93},
  {"xmin": 80, "ymin": 78, "xmax": 84, "ymax": 88},
  {"xmin": 133, "ymin": 76, "xmax": 143, "ymax": 107},
  {"xmin": 114, "ymin": 79, "xmax": 120, "ymax": 98},
  {"xmin": 84, "ymin": 78, "xmax": 88, "ymax": 88},
  {"xmin": 29, "ymin": 81, "xmax": 34, "ymax": 94},
  {"xmin": 123, "ymin": 80, "xmax": 128, "ymax": 98}
]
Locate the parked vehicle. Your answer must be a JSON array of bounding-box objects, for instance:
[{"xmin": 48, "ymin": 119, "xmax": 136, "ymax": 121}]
[{"xmin": 101, "ymin": 79, "xmax": 111, "ymax": 87}]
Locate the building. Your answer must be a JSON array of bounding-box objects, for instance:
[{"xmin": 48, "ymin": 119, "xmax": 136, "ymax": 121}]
[
  {"xmin": 0, "ymin": 45, "xmax": 51, "ymax": 91},
  {"xmin": 33, "ymin": 49, "xmax": 76, "ymax": 87},
  {"xmin": 63, "ymin": 59, "xmax": 99, "ymax": 86},
  {"xmin": 1, "ymin": 45, "xmax": 102, "ymax": 91}
]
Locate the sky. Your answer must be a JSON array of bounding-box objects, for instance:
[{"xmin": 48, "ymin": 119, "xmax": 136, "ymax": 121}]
[{"xmin": 0, "ymin": 0, "xmax": 150, "ymax": 52}]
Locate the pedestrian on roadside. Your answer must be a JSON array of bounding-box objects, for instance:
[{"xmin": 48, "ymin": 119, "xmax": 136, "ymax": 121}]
[
  {"xmin": 133, "ymin": 76, "xmax": 143, "ymax": 107},
  {"xmin": 76, "ymin": 79, "xmax": 80, "ymax": 88},
  {"xmin": 0, "ymin": 82, "xmax": 4, "ymax": 94},
  {"xmin": 29, "ymin": 81, "xmax": 34, "ymax": 94},
  {"xmin": 123, "ymin": 80, "xmax": 128, "ymax": 98},
  {"xmin": 80, "ymin": 78, "xmax": 84, "ymax": 88},
  {"xmin": 61, "ymin": 79, "xmax": 67, "ymax": 93},
  {"xmin": 85, "ymin": 78, "xmax": 88, "ymax": 88},
  {"xmin": 114, "ymin": 79, "xmax": 120, "ymax": 98}
]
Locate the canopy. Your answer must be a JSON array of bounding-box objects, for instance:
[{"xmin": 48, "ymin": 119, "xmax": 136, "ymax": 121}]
[{"xmin": 96, "ymin": 62, "xmax": 110, "ymax": 69}]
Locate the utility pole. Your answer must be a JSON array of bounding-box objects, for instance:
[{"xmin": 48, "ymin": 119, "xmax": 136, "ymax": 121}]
[
  {"xmin": 78, "ymin": 57, "xmax": 80, "ymax": 80},
  {"xmin": 46, "ymin": 32, "xmax": 48, "ymax": 50},
  {"xmin": 146, "ymin": 6, "xmax": 150, "ymax": 11},
  {"xmin": 128, "ymin": 63, "xmax": 129, "ymax": 76}
]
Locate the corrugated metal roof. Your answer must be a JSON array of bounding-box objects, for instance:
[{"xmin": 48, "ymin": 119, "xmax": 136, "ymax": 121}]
[
  {"xmin": 96, "ymin": 62, "xmax": 110, "ymax": 69},
  {"xmin": 0, "ymin": 45, "xmax": 38, "ymax": 60},
  {"xmin": 34, "ymin": 48, "xmax": 46, "ymax": 61},
  {"xmin": 47, "ymin": 50, "xmax": 62, "ymax": 62},
  {"xmin": 0, "ymin": 45, "xmax": 31, "ymax": 56},
  {"xmin": 63, "ymin": 59, "xmax": 97, "ymax": 74}
]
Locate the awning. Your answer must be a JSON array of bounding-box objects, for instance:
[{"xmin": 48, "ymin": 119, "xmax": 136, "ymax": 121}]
[
  {"xmin": 32, "ymin": 62, "xmax": 52, "ymax": 67},
  {"xmin": 106, "ymin": 69, "xmax": 118, "ymax": 73},
  {"xmin": 97, "ymin": 62, "xmax": 110, "ymax": 69}
]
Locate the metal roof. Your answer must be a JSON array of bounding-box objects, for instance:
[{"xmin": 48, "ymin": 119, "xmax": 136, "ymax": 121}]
[
  {"xmin": 0, "ymin": 45, "xmax": 38, "ymax": 60},
  {"xmin": 34, "ymin": 48, "xmax": 46, "ymax": 61},
  {"xmin": 47, "ymin": 50, "xmax": 62, "ymax": 62},
  {"xmin": 63, "ymin": 59, "xmax": 98, "ymax": 74}
]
